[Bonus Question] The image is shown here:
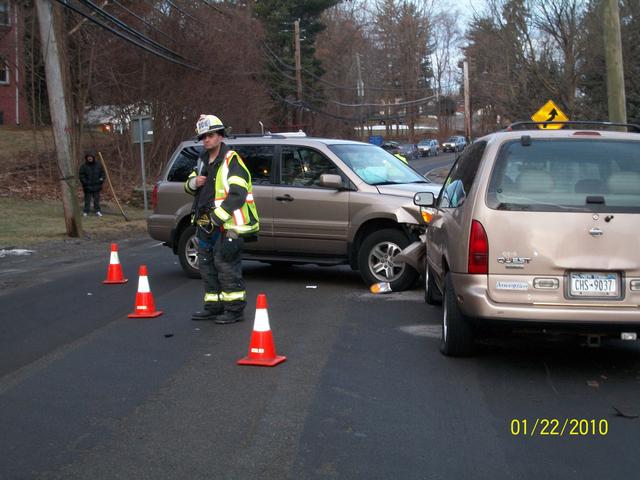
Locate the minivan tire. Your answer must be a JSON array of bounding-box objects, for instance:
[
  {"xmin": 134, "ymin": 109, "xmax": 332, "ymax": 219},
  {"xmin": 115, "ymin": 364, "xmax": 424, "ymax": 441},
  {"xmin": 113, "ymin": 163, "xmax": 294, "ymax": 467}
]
[
  {"xmin": 424, "ymin": 261, "xmax": 443, "ymax": 305},
  {"xmin": 358, "ymin": 228, "xmax": 418, "ymax": 291},
  {"xmin": 440, "ymin": 273, "xmax": 475, "ymax": 356},
  {"xmin": 178, "ymin": 225, "xmax": 201, "ymax": 279}
]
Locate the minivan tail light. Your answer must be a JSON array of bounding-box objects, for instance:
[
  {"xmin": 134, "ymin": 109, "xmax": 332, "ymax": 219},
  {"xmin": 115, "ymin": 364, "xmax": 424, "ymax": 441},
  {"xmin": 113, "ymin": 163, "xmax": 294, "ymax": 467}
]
[
  {"xmin": 468, "ymin": 220, "xmax": 488, "ymax": 274},
  {"xmin": 151, "ymin": 183, "xmax": 159, "ymax": 210}
]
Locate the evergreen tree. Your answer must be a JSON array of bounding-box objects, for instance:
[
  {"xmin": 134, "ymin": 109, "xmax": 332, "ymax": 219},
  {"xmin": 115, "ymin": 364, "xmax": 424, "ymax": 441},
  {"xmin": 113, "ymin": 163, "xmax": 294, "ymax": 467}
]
[{"xmin": 253, "ymin": 0, "xmax": 340, "ymax": 128}]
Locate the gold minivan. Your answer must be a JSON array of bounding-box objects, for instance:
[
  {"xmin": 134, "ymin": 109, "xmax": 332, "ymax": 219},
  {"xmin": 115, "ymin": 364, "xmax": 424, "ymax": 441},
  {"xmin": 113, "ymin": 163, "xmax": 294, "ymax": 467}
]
[{"xmin": 415, "ymin": 122, "xmax": 640, "ymax": 356}]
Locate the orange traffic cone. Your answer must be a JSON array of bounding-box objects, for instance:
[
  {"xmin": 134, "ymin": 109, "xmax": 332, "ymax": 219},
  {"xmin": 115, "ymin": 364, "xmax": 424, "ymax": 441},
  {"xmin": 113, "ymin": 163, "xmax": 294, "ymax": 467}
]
[
  {"xmin": 103, "ymin": 243, "xmax": 128, "ymax": 284},
  {"xmin": 128, "ymin": 265, "xmax": 163, "ymax": 318},
  {"xmin": 237, "ymin": 294, "xmax": 286, "ymax": 367}
]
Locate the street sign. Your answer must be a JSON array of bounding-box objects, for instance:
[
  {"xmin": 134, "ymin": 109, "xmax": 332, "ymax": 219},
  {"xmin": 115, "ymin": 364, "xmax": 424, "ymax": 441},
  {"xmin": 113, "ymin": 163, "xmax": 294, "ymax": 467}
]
[
  {"xmin": 531, "ymin": 100, "xmax": 569, "ymax": 129},
  {"xmin": 132, "ymin": 116, "xmax": 153, "ymax": 144},
  {"xmin": 131, "ymin": 115, "xmax": 153, "ymax": 214}
]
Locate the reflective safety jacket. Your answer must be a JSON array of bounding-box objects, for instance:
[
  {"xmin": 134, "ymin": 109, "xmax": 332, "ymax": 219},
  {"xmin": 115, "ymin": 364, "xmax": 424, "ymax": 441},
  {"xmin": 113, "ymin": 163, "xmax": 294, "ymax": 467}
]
[
  {"xmin": 185, "ymin": 144, "xmax": 259, "ymax": 236},
  {"xmin": 394, "ymin": 153, "xmax": 408, "ymax": 164}
]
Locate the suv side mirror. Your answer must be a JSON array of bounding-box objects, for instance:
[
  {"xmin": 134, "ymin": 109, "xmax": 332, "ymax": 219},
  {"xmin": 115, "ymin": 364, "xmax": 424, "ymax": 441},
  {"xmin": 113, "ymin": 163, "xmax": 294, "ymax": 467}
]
[
  {"xmin": 319, "ymin": 174, "xmax": 345, "ymax": 190},
  {"xmin": 413, "ymin": 192, "xmax": 435, "ymax": 207}
]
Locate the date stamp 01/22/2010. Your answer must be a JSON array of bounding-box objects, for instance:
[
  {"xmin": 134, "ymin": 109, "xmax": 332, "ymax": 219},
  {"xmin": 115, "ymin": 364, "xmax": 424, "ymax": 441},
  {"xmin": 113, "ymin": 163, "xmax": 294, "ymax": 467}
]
[{"xmin": 510, "ymin": 418, "xmax": 609, "ymax": 437}]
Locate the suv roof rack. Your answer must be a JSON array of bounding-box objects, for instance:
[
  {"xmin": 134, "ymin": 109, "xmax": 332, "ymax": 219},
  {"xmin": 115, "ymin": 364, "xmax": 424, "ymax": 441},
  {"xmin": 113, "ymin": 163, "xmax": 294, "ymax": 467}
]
[
  {"xmin": 506, "ymin": 120, "xmax": 640, "ymax": 133},
  {"xmin": 226, "ymin": 133, "xmax": 288, "ymax": 139}
]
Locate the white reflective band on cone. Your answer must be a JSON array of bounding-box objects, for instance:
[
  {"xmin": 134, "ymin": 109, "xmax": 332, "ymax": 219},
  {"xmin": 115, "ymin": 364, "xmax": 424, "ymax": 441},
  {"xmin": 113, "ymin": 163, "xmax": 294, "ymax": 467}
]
[
  {"xmin": 137, "ymin": 305, "xmax": 148, "ymax": 310},
  {"xmin": 110, "ymin": 252, "xmax": 120, "ymax": 264},
  {"xmin": 253, "ymin": 308, "xmax": 270, "ymax": 332},
  {"xmin": 138, "ymin": 275, "xmax": 150, "ymax": 293}
]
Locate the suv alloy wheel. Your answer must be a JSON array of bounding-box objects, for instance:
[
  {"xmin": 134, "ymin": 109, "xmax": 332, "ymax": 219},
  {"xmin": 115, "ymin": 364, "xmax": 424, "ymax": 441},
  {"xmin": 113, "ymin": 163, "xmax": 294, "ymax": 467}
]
[
  {"xmin": 178, "ymin": 225, "xmax": 200, "ymax": 279},
  {"xmin": 358, "ymin": 228, "xmax": 418, "ymax": 291}
]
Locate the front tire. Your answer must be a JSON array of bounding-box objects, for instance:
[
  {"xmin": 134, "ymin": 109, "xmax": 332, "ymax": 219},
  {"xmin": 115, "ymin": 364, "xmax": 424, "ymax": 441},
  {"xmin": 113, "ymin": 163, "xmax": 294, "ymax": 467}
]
[
  {"xmin": 358, "ymin": 228, "xmax": 418, "ymax": 291},
  {"xmin": 424, "ymin": 261, "xmax": 442, "ymax": 305},
  {"xmin": 440, "ymin": 273, "xmax": 475, "ymax": 356},
  {"xmin": 178, "ymin": 225, "xmax": 201, "ymax": 278}
]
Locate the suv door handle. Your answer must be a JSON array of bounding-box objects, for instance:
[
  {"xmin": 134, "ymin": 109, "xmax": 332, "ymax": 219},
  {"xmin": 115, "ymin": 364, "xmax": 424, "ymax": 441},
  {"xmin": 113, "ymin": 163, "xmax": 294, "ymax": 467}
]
[{"xmin": 276, "ymin": 194, "xmax": 294, "ymax": 202}]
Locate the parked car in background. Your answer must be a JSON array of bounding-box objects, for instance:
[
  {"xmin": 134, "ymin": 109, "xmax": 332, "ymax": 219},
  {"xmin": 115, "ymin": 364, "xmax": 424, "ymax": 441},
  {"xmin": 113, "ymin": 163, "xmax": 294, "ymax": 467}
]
[
  {"xmin": 442, "ymin": 136, "xmax": 467, "ymax": 153},
  {"xmin": 380, "ymin": 141, "xmax": 401, "ymax": 155},
  {"xmin": 398, "ymin": 143, "xmax": 420, "ymax": 162},
  {"xmin": 415, "ymin": 121, "xmax": 640, "ymax": 356},
  {"xmin": 148, "ymin": 134, "xmax": 443, "ymax": 291},
  {"xmin": 418, "ymin": 139, "xmax": 440, "ymax": 157}
]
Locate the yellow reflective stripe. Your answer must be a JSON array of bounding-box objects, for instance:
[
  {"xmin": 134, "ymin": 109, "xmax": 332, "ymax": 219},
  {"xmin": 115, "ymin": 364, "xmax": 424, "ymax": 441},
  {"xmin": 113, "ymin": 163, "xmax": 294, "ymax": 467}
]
[
  {"xmin": 185, "ymin": 171, "xmax": 198, "ymax": 194},
  {"xmin": 214, "ymin": 206, "xmax": 231, "ymax": 221},
  {"xmin": 220, "ymin": 291, "xmax": 246, "ymax": 302},
  {"xmin": 226, "ymin": 223, "xmax": 259, "ymax": 233},
  {"xmin": 204, "ymin": 293, "xmax": 220, "ymax": 302},
  {"xmin": 228, "ymin": 176, "xmax": 248, "ymax": 190}
]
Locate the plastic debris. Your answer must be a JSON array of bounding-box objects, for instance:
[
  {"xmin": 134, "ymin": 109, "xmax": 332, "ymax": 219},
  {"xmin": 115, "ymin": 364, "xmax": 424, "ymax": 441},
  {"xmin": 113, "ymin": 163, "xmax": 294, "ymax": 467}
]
[
  {"xmin": 306, "ymin": 285, "xmax": 318, "ymax": 289},
  {"xmin": 586, "ymin": 380, "xmax": 600, "ymax": 388},
  {"xmin": 613, "ymin": 406, "xmax": 639, "ymax": 419},
  {"xmin": 370, "ymin": 282, "xmax": 392, "ymax": 294},
  {"xmin": 0, "ymin": 248, "xmax": 34, "ymax": 258}
]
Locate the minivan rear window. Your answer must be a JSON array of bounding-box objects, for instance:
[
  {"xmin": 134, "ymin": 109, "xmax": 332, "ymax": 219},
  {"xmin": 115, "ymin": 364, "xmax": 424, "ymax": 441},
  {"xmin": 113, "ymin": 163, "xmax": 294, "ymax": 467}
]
[{"xmin": 487, "ymin": 139, "xmax": 640, "ymax": 213}]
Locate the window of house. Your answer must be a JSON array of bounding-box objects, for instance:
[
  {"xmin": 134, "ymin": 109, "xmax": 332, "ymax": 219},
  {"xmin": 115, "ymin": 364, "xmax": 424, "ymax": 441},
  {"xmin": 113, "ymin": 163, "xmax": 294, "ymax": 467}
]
[
  {"xmin": 0, "ymin": 2, "xmax": 10, "ymax": 27},
  {"xmin": 0, "ymin": 62, "xmax": 8, "ymax": 85}
]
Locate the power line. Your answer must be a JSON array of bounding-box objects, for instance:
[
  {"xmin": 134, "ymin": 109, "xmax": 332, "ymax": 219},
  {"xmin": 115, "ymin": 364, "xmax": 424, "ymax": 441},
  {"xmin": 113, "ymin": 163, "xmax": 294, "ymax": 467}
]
[
  {"xmin": 264, "ymin": 50, "xmax": 438, "ymax": 109},
  {"xmin": 110, "ymin": 0, "xmax": 175, "ymax": 43},
  {"xmin": 165, "ymin": 0, "xmax": 203, "ymax": 25},
  {"xmin": 79, "ymin": 0, "xmax": 183, "ymax": 59},
  {"xmin": 262, "ymin": 42, "xmax": 433, "ymax": 94},
  {"xmin": 55, "ymin": 0, "xmax": 199, "ymax": 70}
]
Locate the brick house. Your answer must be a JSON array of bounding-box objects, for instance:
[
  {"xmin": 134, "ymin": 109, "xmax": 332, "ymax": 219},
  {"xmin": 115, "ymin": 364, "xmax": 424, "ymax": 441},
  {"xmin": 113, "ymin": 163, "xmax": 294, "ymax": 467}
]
[{"xmin": 0, "ymin": 0, "xmax": 28, "ymax": 126}]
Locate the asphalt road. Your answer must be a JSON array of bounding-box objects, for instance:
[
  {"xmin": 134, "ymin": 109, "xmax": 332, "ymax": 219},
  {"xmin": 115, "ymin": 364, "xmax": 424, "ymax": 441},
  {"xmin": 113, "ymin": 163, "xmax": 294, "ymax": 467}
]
[
  {"xmin": 2, "ymin": 230, "xmax": 640, "ymax": 478},
  {"xmin": 411, "ymin": 150, "xmax": 457, "ymax": 179}
]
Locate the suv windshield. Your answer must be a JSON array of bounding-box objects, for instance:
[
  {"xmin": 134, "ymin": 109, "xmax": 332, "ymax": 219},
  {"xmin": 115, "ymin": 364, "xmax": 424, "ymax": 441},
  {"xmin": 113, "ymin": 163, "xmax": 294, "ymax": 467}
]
[
  {"xmin": 446, "ymin": 137, "xmax": 457, "ymax": 142},
  {"xmin": 329, "ymin": 144, "xmax": 429, "ymax": 185},
  {"xmin": 487, "ymin": 139, "xmax": 640, "ymax": 213}
]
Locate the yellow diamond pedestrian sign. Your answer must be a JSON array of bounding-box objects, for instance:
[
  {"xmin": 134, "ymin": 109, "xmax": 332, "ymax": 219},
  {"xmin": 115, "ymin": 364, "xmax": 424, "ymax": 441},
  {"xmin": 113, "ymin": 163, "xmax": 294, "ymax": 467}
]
[{"xmin": 531, "ymin": 100, "xmax": 569, "ymax": 129}]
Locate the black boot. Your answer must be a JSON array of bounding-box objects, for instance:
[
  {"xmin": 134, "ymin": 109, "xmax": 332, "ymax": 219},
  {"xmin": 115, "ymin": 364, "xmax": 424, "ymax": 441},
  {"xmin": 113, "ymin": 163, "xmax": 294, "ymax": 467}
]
[
  {"xmin": 192, "ymin": 309, "xmax": 222, "ymax": 321},
  {"xmin": 215, "ymin": 311, "xmax": 244, "ymax": 324}
]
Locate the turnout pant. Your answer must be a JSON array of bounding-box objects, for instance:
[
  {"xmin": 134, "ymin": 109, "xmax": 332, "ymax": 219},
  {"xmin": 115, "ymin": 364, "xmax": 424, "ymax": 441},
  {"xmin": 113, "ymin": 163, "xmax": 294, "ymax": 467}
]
[{"xmin": 196, "ymin": 227, "xmax": 246, "ymax": 314}]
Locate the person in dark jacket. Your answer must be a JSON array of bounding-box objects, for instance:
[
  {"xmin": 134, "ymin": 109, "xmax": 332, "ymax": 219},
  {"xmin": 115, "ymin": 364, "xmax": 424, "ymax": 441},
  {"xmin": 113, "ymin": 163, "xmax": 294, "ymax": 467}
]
[{"xmin": 79, "ymin": 153, "xmax": 105, "ymax": 216}]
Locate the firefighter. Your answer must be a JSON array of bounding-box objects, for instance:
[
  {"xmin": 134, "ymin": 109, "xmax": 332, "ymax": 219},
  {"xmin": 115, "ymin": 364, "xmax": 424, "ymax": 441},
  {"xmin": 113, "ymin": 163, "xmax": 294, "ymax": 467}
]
[{"xmin": 185, "ymin": 115, "xmax": 259, "ymax": 324}]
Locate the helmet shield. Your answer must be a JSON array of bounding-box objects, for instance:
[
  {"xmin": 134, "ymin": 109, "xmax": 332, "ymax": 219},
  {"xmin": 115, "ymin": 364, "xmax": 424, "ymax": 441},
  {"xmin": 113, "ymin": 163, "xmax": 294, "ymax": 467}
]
[{"xmin": 195, "ymin": 114, "xmax": 225, "ymax": 140}]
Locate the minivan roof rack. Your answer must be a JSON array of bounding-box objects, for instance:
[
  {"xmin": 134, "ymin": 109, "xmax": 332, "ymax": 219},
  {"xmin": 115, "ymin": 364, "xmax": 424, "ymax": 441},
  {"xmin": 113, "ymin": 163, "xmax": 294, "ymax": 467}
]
[{"xmin": 506, "ymin": 121, "xmax": 640, "ymax": 133}]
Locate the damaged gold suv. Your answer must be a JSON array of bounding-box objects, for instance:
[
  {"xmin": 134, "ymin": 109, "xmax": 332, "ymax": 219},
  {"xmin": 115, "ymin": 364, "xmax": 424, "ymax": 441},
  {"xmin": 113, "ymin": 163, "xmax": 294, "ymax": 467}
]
[{"xmin": 415, "ymin": 121, "xmax": 640, "ymax": 356}]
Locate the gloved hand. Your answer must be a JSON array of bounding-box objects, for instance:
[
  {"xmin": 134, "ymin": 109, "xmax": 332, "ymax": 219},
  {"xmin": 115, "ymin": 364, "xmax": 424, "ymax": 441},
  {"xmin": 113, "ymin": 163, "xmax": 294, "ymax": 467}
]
[
  {"xmin": 220, "ymin": 236, "xmax": 242, "ymax": 262},
  {"xmin": 196, "ymin": 214, "xmax": 211, "ymax": 228}
]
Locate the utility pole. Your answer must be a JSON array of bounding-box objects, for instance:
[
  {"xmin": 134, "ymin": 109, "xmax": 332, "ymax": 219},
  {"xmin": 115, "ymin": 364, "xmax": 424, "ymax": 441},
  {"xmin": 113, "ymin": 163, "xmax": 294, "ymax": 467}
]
[
  {"xmin": 602, "ymin": 0, "xmax": 627, "ymax": 125},
  {"xmin": 35, "ymin": 0, "xmax": 82, "ymax": 237},
  {"xmin": 294, "ymin": 19, "xmax": 302, "ymax": 129},
  {"xmin": 462, "ymin": 60, "xmax": 472, "ymax": 141},
  {"xmin": 356, "ymin": 53, "xmax": 365, "ymax": 141}
]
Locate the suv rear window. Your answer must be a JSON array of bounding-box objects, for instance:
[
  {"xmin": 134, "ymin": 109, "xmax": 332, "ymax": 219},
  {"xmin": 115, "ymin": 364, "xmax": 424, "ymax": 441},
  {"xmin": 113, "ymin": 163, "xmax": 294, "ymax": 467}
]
[
  {"xmin": 167, "ymin": 146, "xmax": 203, "ymax": 182},
  {"xmin": 487, "ymin": 139, "xmax": 640, "ymax": 213}
]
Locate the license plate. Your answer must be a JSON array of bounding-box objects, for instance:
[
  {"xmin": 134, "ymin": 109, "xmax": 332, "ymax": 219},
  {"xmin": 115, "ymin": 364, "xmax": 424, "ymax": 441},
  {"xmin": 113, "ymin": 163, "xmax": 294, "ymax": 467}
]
[{"xmin": 569, "ymin": 272, "xmax": 619, "ymax": 297}]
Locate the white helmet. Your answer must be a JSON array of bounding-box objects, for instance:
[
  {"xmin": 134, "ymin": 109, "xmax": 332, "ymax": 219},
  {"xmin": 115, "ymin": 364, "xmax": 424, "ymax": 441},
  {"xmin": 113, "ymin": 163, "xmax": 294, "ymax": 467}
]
[{"xmin": 195, "ymin": 114, "xmax": 225, "ymax": 139}]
